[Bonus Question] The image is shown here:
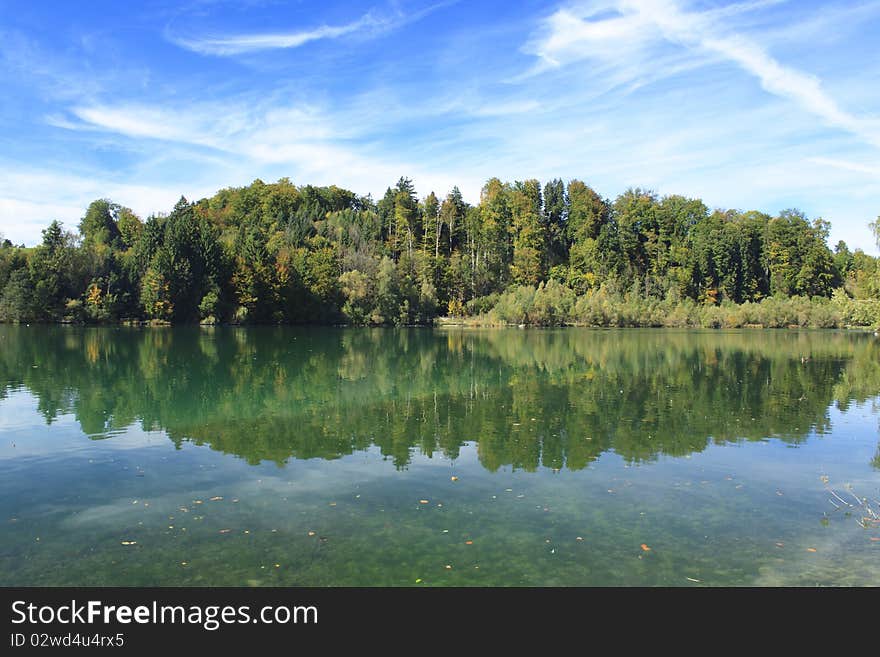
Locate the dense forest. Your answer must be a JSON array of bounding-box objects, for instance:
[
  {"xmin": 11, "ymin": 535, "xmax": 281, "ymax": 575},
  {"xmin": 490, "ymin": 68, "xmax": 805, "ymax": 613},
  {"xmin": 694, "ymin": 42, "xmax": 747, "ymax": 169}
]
[{"xmin": 1, "ymin": 176, "xmax": 879, "ymax": 326}]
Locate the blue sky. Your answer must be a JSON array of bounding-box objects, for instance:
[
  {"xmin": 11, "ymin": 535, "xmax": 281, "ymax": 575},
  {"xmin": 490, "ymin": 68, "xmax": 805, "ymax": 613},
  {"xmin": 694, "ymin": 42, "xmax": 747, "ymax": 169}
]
[{"xmin": 1, "ymin": 0, "xmax": 879, "ymax": 251}]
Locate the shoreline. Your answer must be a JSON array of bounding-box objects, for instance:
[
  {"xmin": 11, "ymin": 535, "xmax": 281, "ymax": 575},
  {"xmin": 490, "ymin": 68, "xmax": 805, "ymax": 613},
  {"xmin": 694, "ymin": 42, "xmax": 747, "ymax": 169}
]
[{"xmin": 1, "ymin": 319, "xmax": 876, "ymax": 332}]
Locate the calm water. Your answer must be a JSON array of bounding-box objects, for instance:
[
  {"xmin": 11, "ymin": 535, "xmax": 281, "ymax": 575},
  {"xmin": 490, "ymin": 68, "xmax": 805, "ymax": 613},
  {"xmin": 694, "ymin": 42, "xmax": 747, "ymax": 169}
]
[{"xmin": 0, "ymin": 326, "xmax": 878, "ymax": 586}]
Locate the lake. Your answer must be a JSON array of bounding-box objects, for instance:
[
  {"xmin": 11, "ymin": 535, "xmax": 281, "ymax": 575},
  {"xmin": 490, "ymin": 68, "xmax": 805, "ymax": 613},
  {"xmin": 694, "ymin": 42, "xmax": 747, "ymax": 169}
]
[{"xmin": 0, "ymin": 326, "xmax": 878, "ymax": 586}]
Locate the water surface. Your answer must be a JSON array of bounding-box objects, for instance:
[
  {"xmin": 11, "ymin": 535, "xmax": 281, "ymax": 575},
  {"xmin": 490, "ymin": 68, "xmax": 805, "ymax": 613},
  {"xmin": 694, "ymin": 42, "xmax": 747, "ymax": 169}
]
[{"xmin": 1, "ymin": 326, "xmax": 878, "ymax": 586}]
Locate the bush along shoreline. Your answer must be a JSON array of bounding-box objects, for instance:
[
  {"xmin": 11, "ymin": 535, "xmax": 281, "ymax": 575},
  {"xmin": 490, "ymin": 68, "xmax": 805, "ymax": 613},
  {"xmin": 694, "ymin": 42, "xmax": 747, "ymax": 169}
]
[
  {"xmin": 439, "ymin": 282, "xmax": 880, "ymax": 329},
  {"xmin": 1, "ymin": 176, "xmax": 879, "ymax": 327}
]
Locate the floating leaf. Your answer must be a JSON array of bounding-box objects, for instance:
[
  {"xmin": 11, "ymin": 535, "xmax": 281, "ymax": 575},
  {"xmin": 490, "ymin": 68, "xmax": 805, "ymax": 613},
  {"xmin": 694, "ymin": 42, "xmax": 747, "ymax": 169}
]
[{"xmin": 415, "ymin": 578, "xmax": 422, "ymax": 583}]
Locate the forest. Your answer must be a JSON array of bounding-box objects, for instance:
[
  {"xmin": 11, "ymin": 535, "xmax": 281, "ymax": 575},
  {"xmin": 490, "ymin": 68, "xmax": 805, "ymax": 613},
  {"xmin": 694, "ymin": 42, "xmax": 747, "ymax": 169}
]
[{"xmin": 1, "ymin": 176, "xmax": 879, "ymax": 327}]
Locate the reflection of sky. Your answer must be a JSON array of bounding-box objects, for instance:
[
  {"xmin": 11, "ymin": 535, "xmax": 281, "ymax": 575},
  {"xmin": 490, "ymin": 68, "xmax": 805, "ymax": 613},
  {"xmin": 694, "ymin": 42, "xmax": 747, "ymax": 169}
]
[
  {"xmin": 0, "ymin": 389, "xmax": 168, "ymax": 459},
  {"xmin": 0, "ymin": 388, "xmax": 48, "ymax": 432},
  {"xmin": 652, "ymin": 400, "xmax": 880, "ymax": 489}
]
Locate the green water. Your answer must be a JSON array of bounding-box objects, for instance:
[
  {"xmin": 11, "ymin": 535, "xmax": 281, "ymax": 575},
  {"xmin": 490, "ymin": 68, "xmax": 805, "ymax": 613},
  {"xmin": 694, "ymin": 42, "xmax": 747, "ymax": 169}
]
[{"xmin": 0, "ymin": 326, "xmax": 878, "ymax": 586}]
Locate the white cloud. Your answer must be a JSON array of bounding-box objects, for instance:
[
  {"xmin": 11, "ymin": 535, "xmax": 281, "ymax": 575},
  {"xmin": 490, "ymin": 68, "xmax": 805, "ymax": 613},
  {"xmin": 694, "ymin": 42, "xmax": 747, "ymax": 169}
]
[
  {"xmin": 53, "ymin": 94, "xmax": 476, "ymax": 198},
  {"xmin": 0, "ymin": 168, "xmax": 213, "ymax": 245},
  {"xmin": 60, "ymin": 101, "xmax": 376, "ymax": 175},
  {"xmin": 0, "ymin": 198, "xmax": 84, "ymax": 245},
  {"xmin": 808, "ymin": 156, "xmax": 880, "ymax": 178},
  {"xmin": 167, "ymin": 1, "xmax": 462, "ymax": 57},
  {"xmin": 532, "ymin": 6, "xmax": 651, "ymax": 68},
  {"xmin": 696, "ymin": 34, "xmax": 880, "ymax": 148},
  {"xmin": 527, "ymin": 0, "xmax": 880, "ymax": 148},
  {"xmin": 470, "ymin": 100, "xmax": 542, "ymax": 117},
  {"xmin": 67, "ymin": 103, "xmax": 257, "ymax": 148},
  {"xmin": 170, "ymin": 13, "xmax": 382, "ymax": 56},
  {"xmin": 72, "ymin": 106, "xmax": 196, "ymax": 142}
]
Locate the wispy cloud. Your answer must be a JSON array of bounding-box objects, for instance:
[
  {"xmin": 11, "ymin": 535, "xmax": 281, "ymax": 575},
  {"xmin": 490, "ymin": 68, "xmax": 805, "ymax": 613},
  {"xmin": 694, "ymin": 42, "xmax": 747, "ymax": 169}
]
[
  {"xmin": 60, "ymin": 101, "xmax": 357, "ymax": 166},
  {"xmin": 809, "ymin": 157, "xmax": 880, "ymax": 178},
  {"xmin": 168, "ymin": 1, "xmax": 460, "ymax": 56},
  {"xmin": 41, "ymin": 96, "xmax": 466, "ymax": 214},
  {"xmin": 171, "ymin": 13, "xmax": 383, "ymax": 56},
  {"xmin": 526, "ymin": 0, "xmax": 880, "ymax": 148}
]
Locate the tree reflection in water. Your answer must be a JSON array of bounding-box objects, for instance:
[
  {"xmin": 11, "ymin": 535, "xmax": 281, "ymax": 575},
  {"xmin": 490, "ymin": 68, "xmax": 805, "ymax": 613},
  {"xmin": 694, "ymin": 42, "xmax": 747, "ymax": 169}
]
[{"xmin": 1, "ymin": 326, "xmax": 878, "ymax": 470}]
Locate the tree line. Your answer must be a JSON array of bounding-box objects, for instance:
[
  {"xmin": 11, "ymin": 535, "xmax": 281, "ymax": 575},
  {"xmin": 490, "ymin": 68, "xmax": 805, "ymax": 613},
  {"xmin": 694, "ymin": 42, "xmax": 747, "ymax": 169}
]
[{"xmin": 1, "ymin": 176, "xmax": 878, "ymax": 325}]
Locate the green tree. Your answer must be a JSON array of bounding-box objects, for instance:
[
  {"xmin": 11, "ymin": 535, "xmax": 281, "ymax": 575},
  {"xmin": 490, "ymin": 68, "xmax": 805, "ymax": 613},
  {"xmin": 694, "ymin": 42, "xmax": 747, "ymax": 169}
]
[
  {"xmin": 421, "ymin": 191, "xmax": 440, "ymax": 255},
  {"xmin": 510, "ymin": 179, "xmax": 545, "ymax": 286},
  {"xmin": 80, "ymin": 199, "xmax": 123, "ymax": 250},
  {"xmin": 117, "ymin": 208, "xmax": 144, "ymax": 250},
  {"xmin": 0, "ymin": 268, "xmax": 35, "ymax": 322},
  {"xmin": 542, "ymin": 178, "xmax": 567, "ymax": 266},
  {"xmin": 566, "ymin": 180, "xmax": 607, "ymax": 244}
]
